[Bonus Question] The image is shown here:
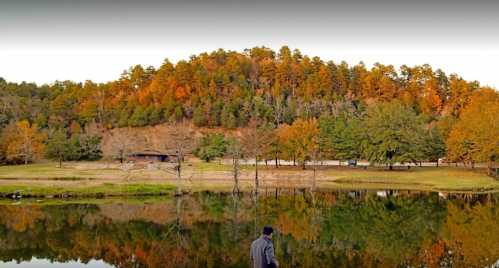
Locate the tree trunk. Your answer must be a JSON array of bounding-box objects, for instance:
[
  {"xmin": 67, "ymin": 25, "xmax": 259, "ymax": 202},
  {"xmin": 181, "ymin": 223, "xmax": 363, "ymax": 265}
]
[
  {"xmin": 487, "ymin": 161, "xmax": 491, "ymax": 176},
  {"xmin": 253, "ymin": 191, "xmax": 259, "ymax": 237},
  {"xmin": 436, "ymin": 161, "xmax": 439, "ymax": 167},
  {"xmin": 311, "ymin": 155, "xmax": 317, "ymax": 192},
  {"xmin": 232, "ymin": 154, "xmax": 240, "ymax": 194},
  {"xmin": 254, "ymin": 156, "xmax": 259, "ymax": 193},
  {"xmin": 302, "ymin": 161, "xmax": 306, "ymax": 170},
  {"xmin": 275, "ymin": 155, "xmax": 278, "ymax": 168},
  {"xmin": 59, "ymin": 156, "xmax": 62, "ymax": 168},
  {"xmin": 175, "ymin": 152, "xmax": 183, "ymax": 196},
  {"xmin": 389, "ymin": 164, "xmax": 393, "ymax": 171}
]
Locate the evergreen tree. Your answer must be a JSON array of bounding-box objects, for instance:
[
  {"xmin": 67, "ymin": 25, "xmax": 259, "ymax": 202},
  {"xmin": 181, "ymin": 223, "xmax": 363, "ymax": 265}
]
[
  {"xmin": 117, "ymin": 109, "xmax": 130, "ymax": 128},
  {"xmin": 193, "ymin": 133, "xmax": 227, "ymax": 162},
  {"xmin": 319, "ymin": 113, "xmax": 364, "ymax": 163},
  {"xmin": 45, "ymin": 129, "xmax": 71, "ymax": 167},
  {"xmin": 129, "ymin": 106, "xmax": 148, "ymax": 127},
  {"xmin": 193, "ymin": 105, "xmax": 207, "ymax": 127},
  {"xmin": 221, "ymin": 104, "xmax": 238, "ymax": 129},
  {"xmin": 361, "ymin": 101, "xmax": 425, "ymax": 170},
  {"xmin": 421, "ymin": 127, "xmax": 446, "ymax": 166},
  {"xmin": 147, "ymin": 106, "xmax": 162, "ymax": 125}
]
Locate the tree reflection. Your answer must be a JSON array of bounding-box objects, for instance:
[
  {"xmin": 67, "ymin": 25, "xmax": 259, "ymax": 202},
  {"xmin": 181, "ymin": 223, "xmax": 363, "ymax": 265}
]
[{"xmin": 0, "ymin": 191, "xmax": 497, "ymax": 267}]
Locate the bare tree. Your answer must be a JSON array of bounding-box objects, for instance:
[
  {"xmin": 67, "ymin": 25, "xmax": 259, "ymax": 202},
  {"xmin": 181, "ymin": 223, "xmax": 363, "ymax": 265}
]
[
  {"xmin": 158, "ymin": 121, "xmax": 195, "ymax": 195},
  {"xmin": 240, "ymin": 119, "xmax": 272, "ymax": 194},
  {"xmin": 311, "ymin": 147, "xmax": 319, "ymax": 192},
  {"xmin": 109, "ymin": 127, "xmax": 139, "ymax": 164},
  {"xmin": 226, "ymin": 137, "xmax": 243, "ymax": 194}
]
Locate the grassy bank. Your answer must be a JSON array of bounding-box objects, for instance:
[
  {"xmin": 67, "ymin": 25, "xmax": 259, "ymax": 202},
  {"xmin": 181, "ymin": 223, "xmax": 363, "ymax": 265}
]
[
  {"xmin": 0, "ymin": 162, "xmax": 498, "ymax": 198},
  {"xmin": 324, "ymin": 166, "xmax": 499, "ymax": 192},
  {"xmin": 0, "ymin": 183, "xmax": 175, "ymax": 198}
]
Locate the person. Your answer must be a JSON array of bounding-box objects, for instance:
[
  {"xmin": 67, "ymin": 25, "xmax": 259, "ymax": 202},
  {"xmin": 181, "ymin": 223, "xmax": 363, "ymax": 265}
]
[{"xmin": 250, "ymin": 226, "xmax": 279, "ymax": 268}]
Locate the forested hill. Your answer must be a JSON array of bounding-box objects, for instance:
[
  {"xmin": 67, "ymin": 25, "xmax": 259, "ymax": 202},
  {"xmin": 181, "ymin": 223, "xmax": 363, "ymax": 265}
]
[
  {"xmin": 1, "ymin": 46, "xmax": 498, "ymax": 169},
  {"xmin": 0, "ymin": 46, "xmax": 491, "ymax": 131}
]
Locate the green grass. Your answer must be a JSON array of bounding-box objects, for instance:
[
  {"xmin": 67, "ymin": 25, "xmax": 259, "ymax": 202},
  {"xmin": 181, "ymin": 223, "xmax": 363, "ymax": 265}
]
[
  {"xmin": 327, "ymin": 167, "xmax": 499, "ymax": 192},
  {"xmin": 0, "ymin": 162, "xmax": 498, "ymax": 196},
  {"xmin": 0, "ymin": 162, "xmax": 124, "ymax": 180},
  {"xmin": 0, "ymin": 183, "xmax": 175, "ymax": 198},
  {"xmin": 0, "ymin": 196, "xmax": 174, "ymax": 205},
  {"xmin": 189, "ymin": 161, "xmax": 254, "ymax": 172}
]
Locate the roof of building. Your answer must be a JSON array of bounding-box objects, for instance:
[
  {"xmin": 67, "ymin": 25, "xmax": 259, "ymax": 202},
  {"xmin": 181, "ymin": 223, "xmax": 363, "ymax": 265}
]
[{"xmin": 128, "ymin": 149, "xmax": 177, "ymax": 156}]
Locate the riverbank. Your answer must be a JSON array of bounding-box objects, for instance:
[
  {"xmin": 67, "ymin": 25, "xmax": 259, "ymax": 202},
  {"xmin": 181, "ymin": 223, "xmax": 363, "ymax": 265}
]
[{"xmin": 0, "ymin": 161, "xmax": 497, "ymax": 198}]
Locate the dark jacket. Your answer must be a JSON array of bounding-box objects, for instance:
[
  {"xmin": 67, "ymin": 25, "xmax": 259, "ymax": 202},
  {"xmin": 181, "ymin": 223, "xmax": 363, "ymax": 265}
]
[{"xmin": 250, "ymin": 235, "xmax": 278, "ymax": 268}]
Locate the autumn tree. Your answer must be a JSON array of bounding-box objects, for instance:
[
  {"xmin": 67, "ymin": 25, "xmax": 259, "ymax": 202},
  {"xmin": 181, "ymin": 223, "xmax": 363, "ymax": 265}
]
[
  {"xmin": 444, "ymin": 75, "xmax": 475, "ymax": 116},
  {"xmin": 419, "ymin": 76, "xmax": 443, "ymax": 116},
  {"xmin": 240, "ymin": 118, "xmax": 272, "ymax": 192},
  {"xmin": 277, "ymin": 124, "xmax": 297, "ymax": 165},
  {"xmin": 361, "ymin": 101, "xmax": 425, "ymax": 170},
  {"xmin": 279, "ymin": 118, "xmax": 319, "ymax": 169},
  {"xmin": 264, "ymin": 129, "xmax": 281, "ymax": 168},
  {"xmin": 1, "ymin": 120, "xmax": 46, "ymax": 164},
  {"xmin": 446, "ymin": 89, "xmax": 499, "ymax": 173}
]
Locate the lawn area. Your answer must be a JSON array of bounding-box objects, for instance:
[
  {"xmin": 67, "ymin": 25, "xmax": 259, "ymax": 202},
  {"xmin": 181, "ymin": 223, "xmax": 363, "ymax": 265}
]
[
  {"xmin": 0, "ymin": 162, "xmax": 497, "ymax": 197},
  {"xmin": 0, "ymin": 162, "xmax": 125, "ymax": 180},
  {"xmin": 0, "ymin": 183, "xmax": 175, "ymax": 198},
  {"xmin": 189, "ymin": 161, "xmax": 233, "ymax": 172},
  {"xmin": 326, "ymin": 166, "xmax": 499, "ymax": 192}
]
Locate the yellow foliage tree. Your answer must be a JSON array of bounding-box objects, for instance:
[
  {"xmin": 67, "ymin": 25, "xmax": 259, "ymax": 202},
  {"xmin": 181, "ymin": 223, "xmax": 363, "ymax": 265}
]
[
  {"xmin": 446, "ymin": 88, "xmax": 499, "ymax": 172},
  {"xmin": 278, "ymin": 118, "xmax": 319, "ymax": 169},
  {"xmin": 2, "ymin": 120, "xmax": 46, "ymax": 164}
]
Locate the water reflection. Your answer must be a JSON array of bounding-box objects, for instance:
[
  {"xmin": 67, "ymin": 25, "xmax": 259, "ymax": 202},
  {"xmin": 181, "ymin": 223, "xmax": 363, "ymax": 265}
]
[{"xmin": 0, "ymin": 190, "xmax": 497, "ymax": 268}]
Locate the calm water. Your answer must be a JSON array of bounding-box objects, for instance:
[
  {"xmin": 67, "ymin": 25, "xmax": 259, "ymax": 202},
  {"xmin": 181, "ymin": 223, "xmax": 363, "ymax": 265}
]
[{"xmin": 0, "ymin": 190, "xmax": 497, "ymax": 268}]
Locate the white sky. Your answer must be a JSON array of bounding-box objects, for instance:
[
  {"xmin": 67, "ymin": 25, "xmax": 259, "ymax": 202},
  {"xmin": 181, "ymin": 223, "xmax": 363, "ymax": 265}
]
[
  {"xmin": 2, "ymin": 45, "xmax": 497, "ymax": 88},
  {"xmin": 1, "ymin": 0, "xmax": 498, "ymax": 88}
]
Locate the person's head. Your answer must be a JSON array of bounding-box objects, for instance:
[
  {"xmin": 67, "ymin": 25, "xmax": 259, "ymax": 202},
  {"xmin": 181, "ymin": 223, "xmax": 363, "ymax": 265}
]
[{"xmin": 263, "ymin": 226, "xmax": 273, "ymax": 238}]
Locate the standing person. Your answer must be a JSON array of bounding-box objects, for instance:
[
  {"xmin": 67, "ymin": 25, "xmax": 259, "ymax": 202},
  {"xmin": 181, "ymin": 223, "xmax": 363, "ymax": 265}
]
[{"xmin": 250, "ymin": 226, "xmax": 279, "ymax": 268}]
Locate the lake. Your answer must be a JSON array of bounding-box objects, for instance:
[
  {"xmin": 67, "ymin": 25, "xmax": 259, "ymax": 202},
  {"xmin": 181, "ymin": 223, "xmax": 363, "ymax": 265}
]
[{"xmin": 0, "ymin": 189, "xmax": 497, "ymax": 267}]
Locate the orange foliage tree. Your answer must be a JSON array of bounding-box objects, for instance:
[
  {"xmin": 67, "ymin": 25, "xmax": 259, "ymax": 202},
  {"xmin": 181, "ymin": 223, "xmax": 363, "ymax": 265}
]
[
  {"xmin": 446, "ymin": 88, "xmax": 499, "ymax": 172},
  {"xmin": 278, "ymin": 118, "xmax": 319, "ymax": 169},
  {"xmin": 1, "ymin": 120, "xmax": 46, "ymax": 164}
]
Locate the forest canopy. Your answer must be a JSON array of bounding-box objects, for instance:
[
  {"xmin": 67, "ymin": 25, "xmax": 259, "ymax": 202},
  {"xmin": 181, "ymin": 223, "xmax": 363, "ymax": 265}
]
[{"xmin": 0, "ymin": 46, "xmax": 497, "ymax": 168}]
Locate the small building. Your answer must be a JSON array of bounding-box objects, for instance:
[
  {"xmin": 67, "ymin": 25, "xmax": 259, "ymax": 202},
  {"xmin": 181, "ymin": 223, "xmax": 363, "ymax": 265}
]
[{"xmin": 128, "ymin": 149, "xmax": 178, "ymax": 163}]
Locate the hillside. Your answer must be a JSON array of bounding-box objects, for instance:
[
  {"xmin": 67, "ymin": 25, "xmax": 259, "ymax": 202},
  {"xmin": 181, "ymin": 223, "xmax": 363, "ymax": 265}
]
[
  {"xmin": 100, "ymin": 122, "xmax": 236, "ymax": 158},
  {"xmin": 0, "ymin": 46, "xmax": 497, "ymax": 170},
  {"xmin": 0, "ymin": 46, "xmax": 491, "ymax": 133}
]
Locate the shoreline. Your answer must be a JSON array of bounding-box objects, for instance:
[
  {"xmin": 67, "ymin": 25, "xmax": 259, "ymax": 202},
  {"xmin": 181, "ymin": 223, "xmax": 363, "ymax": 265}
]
[{"xmin": 0, "ymin": 162, "xmax": 498, "ymax": 199}]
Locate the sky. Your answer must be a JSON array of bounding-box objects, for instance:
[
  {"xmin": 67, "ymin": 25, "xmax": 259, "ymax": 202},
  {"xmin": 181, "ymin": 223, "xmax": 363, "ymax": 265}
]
[{"xmin": 1, "ymin": 0, "xmax": 498, "ymax": 88}]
